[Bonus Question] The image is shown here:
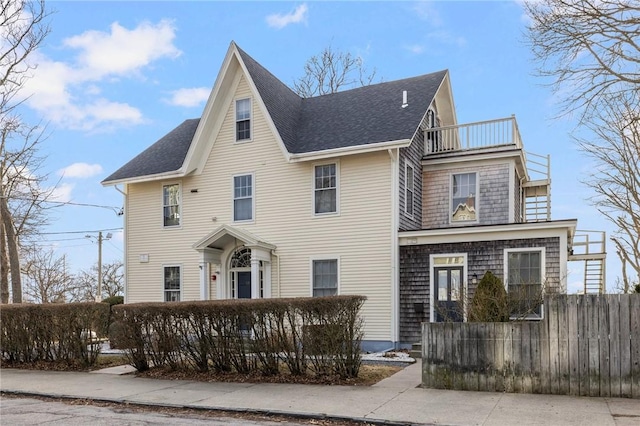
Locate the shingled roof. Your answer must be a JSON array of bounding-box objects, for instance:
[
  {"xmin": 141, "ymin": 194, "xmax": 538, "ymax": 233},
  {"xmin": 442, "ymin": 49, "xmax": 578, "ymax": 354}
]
[{"xmin": 103, "ymin": 43, "xmax": 446, "ymax": 184}]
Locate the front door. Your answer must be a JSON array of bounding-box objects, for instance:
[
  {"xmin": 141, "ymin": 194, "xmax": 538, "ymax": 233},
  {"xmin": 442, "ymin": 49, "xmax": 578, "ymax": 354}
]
[
  {"xmin": 434, "ymin": 267, "xmax": 464, "ymax": 322},
  {"xmin": 237, "ymin": 271, "xmax": 251, "ymax": 299}
]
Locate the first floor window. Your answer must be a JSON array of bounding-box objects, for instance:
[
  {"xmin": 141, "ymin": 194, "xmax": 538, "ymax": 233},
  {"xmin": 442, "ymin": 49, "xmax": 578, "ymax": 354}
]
[
  {"xmin": 312, "ymin": 259, "xmax": 338, "ymax": 297},
  {"xmin": 314, "ymin": 163, "xmax": 337, "ymax": 214},
  {"xmin": 506, "ymin": 250, "xmax": 543, "ymax": 318},
  {"xmin": 164, "ymin": 266, "xmax": 181, "ymax": 302},
  {"xmin": 163, "ymin": 184, "xmax": 180, "ymax": 227},
  {"xmin": 451, "ymin": 172, "xmax": 477, "ymax": 222},
  {"xmin": 234, "ymin": 174, "xmax": 253, "ymax": 221}
]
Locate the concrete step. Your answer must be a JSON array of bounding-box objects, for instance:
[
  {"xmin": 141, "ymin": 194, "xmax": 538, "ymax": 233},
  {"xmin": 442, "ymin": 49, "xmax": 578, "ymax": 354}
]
[{"xmin": 410, "ymin": 342, "xmax": 422, "ymax": 359}]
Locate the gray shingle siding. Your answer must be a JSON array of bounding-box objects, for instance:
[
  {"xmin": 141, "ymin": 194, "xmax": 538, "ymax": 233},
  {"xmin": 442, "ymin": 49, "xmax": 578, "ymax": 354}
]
[
  {"xmin": 399, "ymin": 236, "xmax": 561, "ymax": 344},
  {"xmin": 422, "ymin": 163, "xmax": 511, "ymax": 229},
  {"xmin": 399, "ymin": 132, "xmax": 424, "ymax": 231}
]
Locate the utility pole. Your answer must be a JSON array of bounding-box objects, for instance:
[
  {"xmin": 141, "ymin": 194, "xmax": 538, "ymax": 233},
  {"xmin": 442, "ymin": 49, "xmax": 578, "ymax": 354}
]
[
  {"xmin": 86, "ymin": 231, "xmax": 111, "ymax": 302},
  {"xmin": 97, "ymin": 231, "xmax": 103, "ymax": 302}
]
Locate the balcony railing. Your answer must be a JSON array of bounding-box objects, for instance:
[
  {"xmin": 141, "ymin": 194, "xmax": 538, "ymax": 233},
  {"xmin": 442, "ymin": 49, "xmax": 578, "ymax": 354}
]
[{"xmin": 424, "ymin": 116, "xmax": 522, "ymax": 155}]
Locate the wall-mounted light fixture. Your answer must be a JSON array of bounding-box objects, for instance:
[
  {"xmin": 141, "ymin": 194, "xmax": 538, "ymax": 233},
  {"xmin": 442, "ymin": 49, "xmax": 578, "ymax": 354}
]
[{"xmin": 472, "ymin": 274, "xmax": 478, "ymax": 285}]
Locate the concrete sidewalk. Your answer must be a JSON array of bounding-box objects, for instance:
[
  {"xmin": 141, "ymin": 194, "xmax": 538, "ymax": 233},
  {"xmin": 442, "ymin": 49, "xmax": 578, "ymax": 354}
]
[{"xmin": 1, "ymin": 361, "xmax": 638, "ymax": 425}]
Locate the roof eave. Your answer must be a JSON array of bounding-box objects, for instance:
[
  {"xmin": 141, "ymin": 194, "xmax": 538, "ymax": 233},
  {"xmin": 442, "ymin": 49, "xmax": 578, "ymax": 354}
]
[
  {"xmin": 101, "ymin": 169, "xmax": 186, "ymax": 187},
  {"xmin": 288, "ymin": 139, "xmax": 411, "ymax": 163}
]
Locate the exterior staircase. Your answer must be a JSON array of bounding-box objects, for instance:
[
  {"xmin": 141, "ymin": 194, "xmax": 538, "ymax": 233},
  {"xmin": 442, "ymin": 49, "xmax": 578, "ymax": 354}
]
[
  {"xmin": 569, "ymin": 231, "xmax": 607, "ymax": 294},
  {"xmin": 410, "ymin": 342, "xmax": 422, "ymax": 359},
  {"xmin": 523, "ymin": 151, "xmax": 551, "ymax": 222}
]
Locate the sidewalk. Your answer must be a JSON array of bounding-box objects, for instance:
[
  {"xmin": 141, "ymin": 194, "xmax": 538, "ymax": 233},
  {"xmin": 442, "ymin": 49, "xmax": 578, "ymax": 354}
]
[{"xmin": 1, "ymin": 361, "xmax": 638, "ymax": 425}]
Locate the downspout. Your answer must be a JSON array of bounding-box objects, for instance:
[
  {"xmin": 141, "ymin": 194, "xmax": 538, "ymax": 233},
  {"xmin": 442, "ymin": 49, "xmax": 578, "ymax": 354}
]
[
  {"xmin": 114, "ymin": 185, "xmax": 128, "ymax": 303},
  {"xmin": 388, "ymin": 148, "xmax": 400, "ymax": 347}
]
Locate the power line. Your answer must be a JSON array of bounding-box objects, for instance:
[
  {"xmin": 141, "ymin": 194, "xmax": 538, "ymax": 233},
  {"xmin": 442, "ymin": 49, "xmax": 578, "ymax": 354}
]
[
  {"xmin": 7, "ymin": 196, "xmax": 123, "ymax": 215},
  {"xmin": 39, "ymin": 227, "xmax": 123, "ymax": 236}
]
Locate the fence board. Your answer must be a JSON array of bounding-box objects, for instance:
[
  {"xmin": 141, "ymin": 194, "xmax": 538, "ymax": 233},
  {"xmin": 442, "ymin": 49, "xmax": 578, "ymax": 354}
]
[
  {"xmin": 530, "ymin": 321, "xmax": 541, "ymax": 394},
  {"xmin": 494, "ymin": 323, "xmax": 505, "ymax": 392},
  {"xmin": 540, "ymin": 300, "xmax": 551, "ymax": 394},
  {"xmin": 599, "ymin": 296, "xmax": 611, "ymax": 397},
  {"xmin": 587, "ymin": 295, "xmax": 601, "ymax": 397},
  {"xmin": 503, "ymin": 323, "xmax": 514, "ymax": 393},
  {"xmin": 619, "ymin": 296, "xmax": 632, "ymax": 398},
  {"xmin": 578, "ymin": 295, "xmax": 589, "ymax": 396},
  {"xmin": 548, "ymin": 296, "xmax": 560, "ymax": 394},
  {"xmin": 557, "ymin": 296, "xmax": 569, "ymax": 394},
  {"xmin": 608, "ymin": 295, "xmax": 622, "ymax": 398},
  {"xmin": 567, "ymin": 295, "xmax": 580, "ymax": 396},
  {"xmin": 630, "ymin": 295, "xmax": 640, "ymax": 399},
  {"xmin": 480, "ymin": 323, "xmax": 492, "ymax": 392},
  {"xmin": 520, "ymin": 322, "xmax": 533, "ymax": 394}
]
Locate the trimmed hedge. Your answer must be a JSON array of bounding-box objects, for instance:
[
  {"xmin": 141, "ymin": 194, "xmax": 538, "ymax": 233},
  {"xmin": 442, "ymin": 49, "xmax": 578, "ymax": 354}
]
[
  {"xmin": 111, "ymin": 295, "xmax": 366, "ymax": 379},
  {"xmin": 0, "ymin": 302, "xmax": 111, "ymax": 367}
]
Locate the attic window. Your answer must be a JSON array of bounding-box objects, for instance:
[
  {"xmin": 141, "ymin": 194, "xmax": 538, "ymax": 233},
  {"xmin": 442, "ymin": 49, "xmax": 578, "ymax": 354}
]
[{"xmin": 236, "ymin": 98, "xmax": 251, "ymax": 141}]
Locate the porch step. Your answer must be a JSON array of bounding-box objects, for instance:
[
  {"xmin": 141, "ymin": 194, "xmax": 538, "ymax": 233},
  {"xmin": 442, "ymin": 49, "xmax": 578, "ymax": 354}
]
[{"xmin": 410, "ymin": 342, "xmax": 422, "ymax": 359}]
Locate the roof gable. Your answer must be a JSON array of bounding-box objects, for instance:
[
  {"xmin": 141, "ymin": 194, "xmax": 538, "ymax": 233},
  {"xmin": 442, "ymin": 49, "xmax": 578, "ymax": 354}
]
[{"xmin": 102, "ymin": 42, "xmax": 449, "ymax": 185}]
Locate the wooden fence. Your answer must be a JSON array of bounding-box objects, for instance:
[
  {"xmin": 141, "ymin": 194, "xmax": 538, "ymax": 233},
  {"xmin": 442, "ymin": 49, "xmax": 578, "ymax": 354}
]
[{"xmin": 422, "ymin": 294, "xmax": 640, "ymax": 398}]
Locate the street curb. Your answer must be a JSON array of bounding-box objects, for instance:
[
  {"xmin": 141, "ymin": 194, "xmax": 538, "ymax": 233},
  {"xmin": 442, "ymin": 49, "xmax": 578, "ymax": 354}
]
[{"xmin": 1, "ymin": 390, "xmax": 436, "ymax": 426}]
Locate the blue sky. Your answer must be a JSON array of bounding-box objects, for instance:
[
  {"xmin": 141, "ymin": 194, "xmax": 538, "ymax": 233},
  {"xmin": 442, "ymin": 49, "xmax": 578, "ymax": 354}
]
[{"xmin": 20, "ymin": 1, "xmax": 617, "ymax": 293}]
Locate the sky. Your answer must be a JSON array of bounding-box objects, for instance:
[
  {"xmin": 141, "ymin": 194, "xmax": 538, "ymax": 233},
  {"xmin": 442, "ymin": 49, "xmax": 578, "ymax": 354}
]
[{"xmin": 16, "ymin": 0, "xmax": 620, "ymax": 293}]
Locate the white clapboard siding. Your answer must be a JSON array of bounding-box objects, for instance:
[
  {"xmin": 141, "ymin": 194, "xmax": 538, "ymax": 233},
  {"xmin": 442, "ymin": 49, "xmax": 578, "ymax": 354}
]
[{"xmin": 125, "ymin": 73, "xmax": 395, "ymax": 341}]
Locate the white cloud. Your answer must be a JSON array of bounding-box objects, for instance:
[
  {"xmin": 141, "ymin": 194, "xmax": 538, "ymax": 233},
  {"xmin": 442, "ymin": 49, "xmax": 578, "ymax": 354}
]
[
  {"xmin": 165, "ymin": 87, "xmax": 210, "ymax": 107},
  {"xmin": 404, "ymin": 44, "xmax": 426, "ymax": 54},
  {"xmin": 266, "ymin": 4, "xmax": 308, "ymax": 29},
  {"xmin": 57, "ymin": 163, "xmax": 103, "ymax": 178},
  {"xmin": 22, "ymin": 20, "xmax": 181, "ymax": 132},
  {"xmin": 63, "ymin": 20, "xmax": 181, "ymax": 79},
  {"xmin": 407, "ymin": 2, "xmax": 466, "ymax": 53},
  {"xmin": 49, "ymin": 183, "xmax": 75, "ymax": 203}
]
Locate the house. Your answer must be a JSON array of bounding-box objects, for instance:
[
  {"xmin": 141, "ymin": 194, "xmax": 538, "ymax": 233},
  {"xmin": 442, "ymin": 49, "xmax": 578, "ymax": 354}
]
[{"xmin": 102, "ymin": 41, "xmax": 606, "ymax": 351}]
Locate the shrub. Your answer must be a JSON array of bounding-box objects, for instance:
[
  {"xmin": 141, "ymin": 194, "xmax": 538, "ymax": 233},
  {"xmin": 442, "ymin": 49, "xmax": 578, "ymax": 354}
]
[
  {"xmin": 102, "ymin": 295, "xmax": 124, "ymax": 306},
  {"xmin": 0, "ymin": 302, "xmax": 111, "ymax": 367},
  {"xmin": 469, "ymin": 271, "xmax": 509, "ymax": 322},
  {"xmin": 110, "ymin": 295, "xmax": 366, "ymax": 379}
]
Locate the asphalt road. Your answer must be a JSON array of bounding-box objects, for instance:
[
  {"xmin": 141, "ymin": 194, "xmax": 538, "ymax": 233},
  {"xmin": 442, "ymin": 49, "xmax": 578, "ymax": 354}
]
[{"xmin": 0, "ymin": 395, "xmax": 358, "ymax": 426}]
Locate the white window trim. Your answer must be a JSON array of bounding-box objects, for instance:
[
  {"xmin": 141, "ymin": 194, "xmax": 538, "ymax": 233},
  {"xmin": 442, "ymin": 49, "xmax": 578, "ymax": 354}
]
[
  {"xmin": 404, "ymin": 160, "xmax": 415, "ymax": 219},
  {"xmin": 235, "ymin": 97, "xmax": 253, "ymax": 143},
  {"xmin": 232, "ymin": 172, "xmax": 255, "ymax": 223},
  {"xmin": 309, "ymin": 256, "xmax": 341, "ymax": 297},
  {"xmin": 162, "ymin": 264, "xmax": 182, "ymax": 302},
  {"xmin": 449, "ymin": 171, "xmax": 479, "ymax": 224},
  {"xmin": 161, "ymin": 182, "xmax": 182, "ymax": 229},
  {"xmin": 312, "ymin": 161, "xmax": 340, "ymax": 217},
  {"xmin": 429, "ymin": 253, "xmax": 468, "ymax": 323},
  {"xmin": 503, "ymin": 247, "xmax": 546, "ymax": 320}
]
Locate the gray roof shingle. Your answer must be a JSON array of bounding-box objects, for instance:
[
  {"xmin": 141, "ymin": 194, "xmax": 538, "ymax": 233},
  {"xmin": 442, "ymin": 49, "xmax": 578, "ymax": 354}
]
[
  {"xmin": 102, "ymin": 119, "xmax": 199, "ymax": 183},
  {"xmin": 103, "ymin": 44, "xmax": 446, "ymax": 184}
]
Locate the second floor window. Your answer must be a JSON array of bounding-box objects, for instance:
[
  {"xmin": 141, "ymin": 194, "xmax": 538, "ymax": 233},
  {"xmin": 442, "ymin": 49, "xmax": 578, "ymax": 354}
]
[
  {"xmin": 234, "ymin": 174, "xmax": 253, "ymax": 221},
  {"xmin": 314, "ymin": 163, "xmax": 337, "ymax": 215},
  {"xmin": 236, "ymin": 98, "xmax": 251, "ymax": 141},
  {"xmin": 163, "ymin": 183, "xmax": 180, "ymax": 227},
  {"xmin": 405, "ymin": 163, "xmax": 415, "ymax": 217},
  {"xmin": 451, "ymin": 172, "xmax": 477, "ymax": 222}
]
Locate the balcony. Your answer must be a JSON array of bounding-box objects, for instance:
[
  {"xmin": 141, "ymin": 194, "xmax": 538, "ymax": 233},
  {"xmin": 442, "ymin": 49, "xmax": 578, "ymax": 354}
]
[{"xmin": 424, "ymin": 116, "xmax": 522, "ymax": 155}]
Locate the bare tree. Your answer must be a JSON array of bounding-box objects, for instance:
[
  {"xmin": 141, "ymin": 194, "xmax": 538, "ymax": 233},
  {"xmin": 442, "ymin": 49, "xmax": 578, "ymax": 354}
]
[
  {"xmin": 22, "ymin": 246, "xmax": 72, "ymax": 303},
  {"xmin": 0, "ymin": 0, "xmax": 52, "ymax": 303},
  {"xmin": 524, "ymin": 0, "xmax": 640, "ymax": 120},
  {"xmin": 578, "ymin": 90, "xmax": 640, "ymax": 288},
  {"xmin": 292, "ymin": 45, "xmax": 378, "ymax": 98},
  {"xmin": 524, "ymin": 0, "xmax": 640, "ymax": 288},
  {"xmin": 71, "ymin": 260, "xmax": 124, "ymax": 302}
]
